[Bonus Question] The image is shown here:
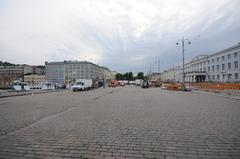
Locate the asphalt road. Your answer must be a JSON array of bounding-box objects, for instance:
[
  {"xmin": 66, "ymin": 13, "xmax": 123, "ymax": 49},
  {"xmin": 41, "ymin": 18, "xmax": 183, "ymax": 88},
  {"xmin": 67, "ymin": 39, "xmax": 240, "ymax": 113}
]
[{"xmin": 0, "ymin": 86, "xmax": 240, "ymax": 159}]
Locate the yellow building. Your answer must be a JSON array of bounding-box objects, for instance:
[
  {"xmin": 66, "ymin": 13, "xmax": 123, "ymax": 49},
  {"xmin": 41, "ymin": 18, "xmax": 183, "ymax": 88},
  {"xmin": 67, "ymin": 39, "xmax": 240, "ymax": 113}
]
[{"xmin": 24, "ymin": 74, "xmax": 45, "ymax": 84}]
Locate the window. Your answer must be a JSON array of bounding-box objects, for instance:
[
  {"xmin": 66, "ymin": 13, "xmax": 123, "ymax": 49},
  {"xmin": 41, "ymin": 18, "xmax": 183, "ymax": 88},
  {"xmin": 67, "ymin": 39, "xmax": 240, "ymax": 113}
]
[
  {"xmin": 204, "ymin": 67, "xmax": 206, "ymax": 71},
  {"xmin": 212, "ymin": 59, "xmax": 214, "ymax": 63},
  {"xmin": 228, "ymin": 74, "xmax": 232, "ymax": 80},
  {"xmin": 222, "ymin": 64, "xmax": 225, "ymax": 70},
  {"xmin": 217, "ymin": 74, "xmax": 220, "ymax": 80},
  {"xmin": 208, "ymin": 75, "xmax": 211, "ymax": 80},
  {"xmin": 204, "ymin": 61, "xmax": 206, "ymax": 65},
  {"xmin": 235, "ymin": 73, "xmax": 239, "ymax": 79},
  {"xmin": 208, "ymin": 66, "xmax": 210, "ymax": 72},
  {"xmin": 217, "ymin": 65, "xmax": 219, "ymax": 71},
  {"xmin": 222, "ymin": 56, "xmax": 225, "ymax": 61},
  {"xmin": 222, "ymin": 74, "xmax": 225, "ymax": 80},
  {"xmin": 228, "ymin": 62, "xmax": 231, "ymax": 69},
  {"xmin": 227, "ymin": 54, "xmax": 231, "ymax": 60},
  {"xmin": 208, "ymin": 60, "xmax": 210, "ymax": 64},
  {"xmin": 234, "ymin": 52, "xmax": 238, "ymax": 58},
  {"xmin": 217, "ymin": 57, "xmax": 219, "ymax": 62},
  {"xmin": 212, "ymin": 66, "xmax": 215, "ymax": 71},
  {"xmin": 234, "ymin": 61, "xmax": 238, "ymax": 69},
  {"xmin": 212, "ymin": 75, "xmax": 215, "ymax": 80}
]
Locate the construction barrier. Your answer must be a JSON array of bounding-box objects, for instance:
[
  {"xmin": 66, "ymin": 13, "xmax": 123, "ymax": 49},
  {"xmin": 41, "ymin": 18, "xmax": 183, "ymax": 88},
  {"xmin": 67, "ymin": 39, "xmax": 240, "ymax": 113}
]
[
  {"xmin": 162, "ymin": 83, "xmax": 182, "ymax": 91},
  {"xmin": 192, "ymin": 83, "xmax": 240, "ymax": 90}
]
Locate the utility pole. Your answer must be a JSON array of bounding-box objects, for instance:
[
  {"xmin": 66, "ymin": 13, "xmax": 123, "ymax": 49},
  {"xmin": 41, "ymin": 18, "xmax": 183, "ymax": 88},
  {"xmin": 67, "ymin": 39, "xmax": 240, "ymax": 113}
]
[{"xmin": 176, "ymin": 37, "xmax": 191, "ymax": 91}]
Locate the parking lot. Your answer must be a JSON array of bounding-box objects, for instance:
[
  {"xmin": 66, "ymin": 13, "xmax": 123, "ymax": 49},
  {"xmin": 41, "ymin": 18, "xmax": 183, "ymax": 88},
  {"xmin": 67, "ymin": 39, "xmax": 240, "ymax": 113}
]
[{"xmin": 0, "ymin": 86, "xmax": 240, "ymax": 159}]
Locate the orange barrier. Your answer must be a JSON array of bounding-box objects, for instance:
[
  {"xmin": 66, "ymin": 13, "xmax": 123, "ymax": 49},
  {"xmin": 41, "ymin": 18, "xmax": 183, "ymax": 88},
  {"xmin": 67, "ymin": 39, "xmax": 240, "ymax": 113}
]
[
  {"xmin": 162, "ymin": 83, "xmax": 182, "ymax": 91},
  {"xmin": 192, "ymin": 83, "xmax": 240, "ymax": 90}
]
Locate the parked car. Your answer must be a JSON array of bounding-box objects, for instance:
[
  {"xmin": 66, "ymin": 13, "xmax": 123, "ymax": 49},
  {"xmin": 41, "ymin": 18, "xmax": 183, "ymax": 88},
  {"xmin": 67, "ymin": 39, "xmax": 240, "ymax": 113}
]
[
  {"xmin": 141, "ymin": 80, "xmax": 149, "ymax": 88},
  {"xmin": 119, "ymin": 81, "xmax": 125, "ymax": 86},
  {"xmin": 72, "ymin": 79, "xmax": 93, "ymax": 91}
]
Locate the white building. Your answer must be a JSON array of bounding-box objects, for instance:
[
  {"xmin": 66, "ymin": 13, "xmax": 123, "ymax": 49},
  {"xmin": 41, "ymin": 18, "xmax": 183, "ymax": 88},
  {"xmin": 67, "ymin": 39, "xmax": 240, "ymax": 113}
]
[
  {"xmin": 174, "ymin": 66, "xmax": 182, "ymax": 83},
  {"xmin": 102, "ymin": 67, "xmax": 116, "ymax": 81},
  {"xmin": 45, "ymin": 61, "xmax": 114, "ymax": 83},
  {"xmin": 168, "ymin": 43, "xmax": 240, "ymax": 83},
  {"xmin": 161, "ymin": 67, "xmax": 177, "ymax": 82},
  {"xmin": 64, "ymin": 61, "xmax": 104, "ymax": 83}
]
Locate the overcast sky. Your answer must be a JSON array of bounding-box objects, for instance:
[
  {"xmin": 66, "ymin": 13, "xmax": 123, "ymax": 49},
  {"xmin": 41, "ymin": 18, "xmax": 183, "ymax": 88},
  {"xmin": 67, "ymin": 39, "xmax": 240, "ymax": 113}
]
[{"xmin": 0, "ymin": 0, "xmax": 240, "ymax": 73}]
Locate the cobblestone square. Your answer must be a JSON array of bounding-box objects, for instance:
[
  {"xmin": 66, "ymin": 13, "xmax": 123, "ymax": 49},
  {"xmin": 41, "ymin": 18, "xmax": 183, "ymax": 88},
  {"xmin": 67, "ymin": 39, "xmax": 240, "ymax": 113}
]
[{"xmin": 0, "ymin": 86, "xmax": 240, "ymax": 159}]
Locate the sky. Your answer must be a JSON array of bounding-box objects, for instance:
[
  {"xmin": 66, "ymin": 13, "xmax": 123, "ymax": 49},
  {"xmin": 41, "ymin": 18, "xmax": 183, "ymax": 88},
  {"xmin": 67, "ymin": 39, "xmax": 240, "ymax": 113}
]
[{"xmin": 0, "ymin": 0, "xmax": 240, "ymax": 73}]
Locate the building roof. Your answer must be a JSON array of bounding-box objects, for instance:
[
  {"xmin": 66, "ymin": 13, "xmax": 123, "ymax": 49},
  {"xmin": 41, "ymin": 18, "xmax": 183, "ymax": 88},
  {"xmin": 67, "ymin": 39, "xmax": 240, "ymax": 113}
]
[
  {"xmin": 186, "ymin": 42, "xmax": 240, "ymax": 64},
  {"xmin": 189, "ymin": 55, "xmax": 208, "ymax": 63},
  {"xmin": 208, "ymin": 42, "xmax": 240, "ymax": 58}
]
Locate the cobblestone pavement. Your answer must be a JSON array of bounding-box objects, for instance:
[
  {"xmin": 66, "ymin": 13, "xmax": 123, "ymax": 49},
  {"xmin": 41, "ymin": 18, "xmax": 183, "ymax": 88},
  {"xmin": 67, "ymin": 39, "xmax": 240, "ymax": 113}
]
[{"xmin": 0, "ymin": 86, "xmax": 240, "ymax": 159}]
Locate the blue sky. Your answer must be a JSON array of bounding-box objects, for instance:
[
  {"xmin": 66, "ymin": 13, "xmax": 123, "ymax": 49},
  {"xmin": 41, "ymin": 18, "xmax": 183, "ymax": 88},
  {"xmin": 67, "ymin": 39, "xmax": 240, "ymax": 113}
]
[{"xmin": 0, "ymin": 0, "xmax": 240, "ymax": 73}]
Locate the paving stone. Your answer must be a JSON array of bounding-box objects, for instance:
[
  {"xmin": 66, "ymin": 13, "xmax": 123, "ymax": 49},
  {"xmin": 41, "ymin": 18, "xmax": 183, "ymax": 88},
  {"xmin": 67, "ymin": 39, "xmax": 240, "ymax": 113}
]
[{"xmin": 0, "ymin": 87, "xmax": 239, "ymax": 158}]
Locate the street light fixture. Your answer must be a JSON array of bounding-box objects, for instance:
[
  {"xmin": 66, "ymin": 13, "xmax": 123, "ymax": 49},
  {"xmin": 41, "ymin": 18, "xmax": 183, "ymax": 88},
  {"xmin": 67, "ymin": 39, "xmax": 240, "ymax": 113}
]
[{"xmin": 176, "ymin": 37, "xmax": 191, "ymax": 91}]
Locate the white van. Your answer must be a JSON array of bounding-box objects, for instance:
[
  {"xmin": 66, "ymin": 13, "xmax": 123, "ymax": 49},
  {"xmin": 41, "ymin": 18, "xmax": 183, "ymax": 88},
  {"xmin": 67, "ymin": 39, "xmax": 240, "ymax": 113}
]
[{"xmin": 72, "ymin": 79, "xmax": 93, "ymax": 91}]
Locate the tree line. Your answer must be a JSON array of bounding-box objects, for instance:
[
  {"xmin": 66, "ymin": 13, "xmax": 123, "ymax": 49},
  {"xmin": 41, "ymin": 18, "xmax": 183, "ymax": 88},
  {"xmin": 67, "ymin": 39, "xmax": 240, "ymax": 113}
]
[
  {"xmin": 115, "ymin": 72, "xmax": 144, "ymax": 80},
  {"xmin": 0, "ymin": 61, "xmax": 20, "ymax": 66}
]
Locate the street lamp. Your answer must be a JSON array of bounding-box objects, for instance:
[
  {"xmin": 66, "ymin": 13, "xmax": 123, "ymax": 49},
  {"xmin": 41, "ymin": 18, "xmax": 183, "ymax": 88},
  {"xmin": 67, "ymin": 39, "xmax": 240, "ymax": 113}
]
[{"xmin": 176, "ymin": 37, "xmax": 191, "ymax": 91}]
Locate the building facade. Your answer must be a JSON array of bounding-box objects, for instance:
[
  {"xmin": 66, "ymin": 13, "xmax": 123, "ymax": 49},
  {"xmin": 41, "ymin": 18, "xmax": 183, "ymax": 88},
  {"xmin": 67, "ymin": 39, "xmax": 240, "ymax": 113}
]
[
  {"xmin": 162, "ymin": 43, "xmax": 240, "ymax": 83},
  {"xmin": 161, "ymin": 67, "xmax": 177, "ymax": 82},
  {"xmin": 102, "ymin": 67, "xmax": 116, "ymax": 81},
  {"xmin": 0, "ymin": 66, "xmax": 24, "ymax": 88},
  {"xmin": 23, "ymin": 65, "xmax": 34, "ymax": 75},
  {"xmin": 45, "ymin": 62, "xmax": 64, "ymax": 83},
  {"xmin": 184, "ymin": 43, "xmax": 240, "ymax": 83},
  {"xmin": 35, "ymin": 65, "xmax": 45, "ymax": 75},
  {"xmin": 149, "ymin": 73, "xmax": 161, "ymax": 81},
  {"xmin": 64, "ymin": 61, "xmax": 104, "ymax": 83},
  {"xmin": 45, "ymin": 61, "xmax": 114, "ymax": 83},
  {"xmin": 24, "ymin": 74, "xmax": 45, "ymax": 84},
  {"xmin": 0, "ymin": 65, "xmax": 38, "ymax": 88}
]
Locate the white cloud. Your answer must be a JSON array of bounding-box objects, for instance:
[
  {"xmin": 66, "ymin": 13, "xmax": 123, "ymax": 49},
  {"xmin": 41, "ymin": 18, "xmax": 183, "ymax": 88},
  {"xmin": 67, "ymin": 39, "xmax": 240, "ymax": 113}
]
[{"xmin": 0, "ymin": 0, "xmax": 239, "ymax": 72}]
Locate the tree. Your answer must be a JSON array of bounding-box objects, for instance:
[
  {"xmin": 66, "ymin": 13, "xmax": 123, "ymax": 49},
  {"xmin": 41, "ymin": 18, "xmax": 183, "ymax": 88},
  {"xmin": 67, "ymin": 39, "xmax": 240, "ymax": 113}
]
[
  {"xmin": 137, "ymin": 72, "xmax": 144, "ymax": 79},
  {"xmin": 123, "ymin": 73, "xmax": 128, "ymax": 80},
  {"xmin": 116, "ymin": 73, "xmax": 123, "ymax": 80},
  {"xmin": 128, "ymin": 72, "xmax": 133, "ymax": 80}
]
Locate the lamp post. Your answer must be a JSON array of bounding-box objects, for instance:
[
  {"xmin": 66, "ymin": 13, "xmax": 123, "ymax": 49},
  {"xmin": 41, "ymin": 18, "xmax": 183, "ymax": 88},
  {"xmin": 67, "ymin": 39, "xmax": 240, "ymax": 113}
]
[{"xmin": 176, "ymin": 37, "xmax": 191, "ymax": 91}]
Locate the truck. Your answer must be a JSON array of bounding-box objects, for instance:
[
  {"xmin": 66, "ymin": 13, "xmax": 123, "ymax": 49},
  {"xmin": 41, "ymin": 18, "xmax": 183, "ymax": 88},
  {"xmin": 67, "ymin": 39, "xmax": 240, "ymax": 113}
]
[
  {"xmin": 141, "ymin": 80, "xmax": 149, "ymax": 88},
  {"xmin": 134, "ymin": 79, "xmax": 142, "ymax": 86},
  {"xmin": 71, "ymin": 79, "xmax": 93, "ymax": 91},
  {"xmin": 108, "ymin": 80, "xmax": 119, "ymax": 87}
]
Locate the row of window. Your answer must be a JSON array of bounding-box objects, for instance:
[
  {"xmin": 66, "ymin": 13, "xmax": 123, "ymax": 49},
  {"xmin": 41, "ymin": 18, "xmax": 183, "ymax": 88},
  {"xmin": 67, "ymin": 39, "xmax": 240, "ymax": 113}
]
[
  {"xmin": 208, "ymin": 52, "xmax": 238, "ymax": 64},
  {"xmin": 186, "ymin": 61, "xmax": 239, "ymax": 72},
  {"xmin": 186, "ymin": 52, "xmax": 239, "ymax": 69},
  {"xmin": 208, "ymin": 73, "xmax": 239, "ymax": 80},
  {"xmin": 207, "ymin": 61, "xmax": 238, "ymax": 72}
]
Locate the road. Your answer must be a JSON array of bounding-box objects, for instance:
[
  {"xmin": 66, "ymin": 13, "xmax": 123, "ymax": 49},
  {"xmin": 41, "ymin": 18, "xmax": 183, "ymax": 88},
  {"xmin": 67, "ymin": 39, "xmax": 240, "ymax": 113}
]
[{"xmin": 0, "ymin": 86, "xmax": 240, "ymax": 159}]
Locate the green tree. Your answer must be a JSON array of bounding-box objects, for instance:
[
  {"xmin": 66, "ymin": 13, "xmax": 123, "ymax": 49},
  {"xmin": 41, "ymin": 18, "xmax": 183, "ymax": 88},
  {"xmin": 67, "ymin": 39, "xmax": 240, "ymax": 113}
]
[
  {"xmin": 116, "ymin": 73, "xmax": 123, "ymax": 80},
  {"xmin": 128, "ymin": 72, "xmax": 133, "ymax": 80},
  {"xmin": 123, "ymin": 73, "xmax": 128, "ymax": 80},
  {"xmin": 137, "ymin": 72, "xmax": 144, "ymax": 79}
]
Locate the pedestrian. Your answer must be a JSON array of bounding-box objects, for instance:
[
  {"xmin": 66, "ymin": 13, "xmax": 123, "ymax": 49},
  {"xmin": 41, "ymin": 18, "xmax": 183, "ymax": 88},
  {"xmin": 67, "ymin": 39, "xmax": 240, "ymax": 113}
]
[{"xmin": 21, "ymin": 83, "xmax": 24, "ymax": 91}]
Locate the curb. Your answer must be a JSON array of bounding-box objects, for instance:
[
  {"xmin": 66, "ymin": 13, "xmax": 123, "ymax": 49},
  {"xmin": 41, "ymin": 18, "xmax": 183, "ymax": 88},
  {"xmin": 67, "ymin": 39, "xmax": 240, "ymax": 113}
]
[
  {"xmin": 192, "ymin": 90, "xmax": 240, "ymax": 100},
  {"xmin": 0, "ymin": 90, "xmax": 65, "ymax": 98}
]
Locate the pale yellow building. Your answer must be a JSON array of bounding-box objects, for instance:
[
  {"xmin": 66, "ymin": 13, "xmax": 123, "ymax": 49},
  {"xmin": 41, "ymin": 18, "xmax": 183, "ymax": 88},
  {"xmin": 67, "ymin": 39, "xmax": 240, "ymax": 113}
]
[{"xmin": 24, "ymin": 74, "xmax": 45, "ymax": 84}]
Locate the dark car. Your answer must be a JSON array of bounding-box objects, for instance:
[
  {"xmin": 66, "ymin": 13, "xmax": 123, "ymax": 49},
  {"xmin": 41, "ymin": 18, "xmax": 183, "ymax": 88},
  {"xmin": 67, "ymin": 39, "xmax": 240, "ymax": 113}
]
[{"xmin": 141, "ymin": 80, "xmax": 149, "ymax": 88}]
